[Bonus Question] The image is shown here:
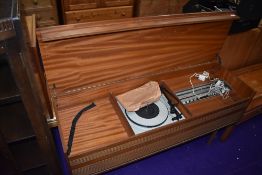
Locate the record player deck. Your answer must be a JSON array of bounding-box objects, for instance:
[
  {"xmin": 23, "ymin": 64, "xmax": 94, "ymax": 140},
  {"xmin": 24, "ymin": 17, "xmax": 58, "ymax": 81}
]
[{"xmin": 117, "ymin": 94, "xmax": 185, "ymax": 134}]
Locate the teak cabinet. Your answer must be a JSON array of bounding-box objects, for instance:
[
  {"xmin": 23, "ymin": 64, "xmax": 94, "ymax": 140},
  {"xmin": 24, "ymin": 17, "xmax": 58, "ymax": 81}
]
[
  {"xmin": 36, "ymin": 12, "xmax": 254, "ymax": 174},
  {"xmin": 61, "ymin": 0, "xmax": 134, "ymax": 24}
]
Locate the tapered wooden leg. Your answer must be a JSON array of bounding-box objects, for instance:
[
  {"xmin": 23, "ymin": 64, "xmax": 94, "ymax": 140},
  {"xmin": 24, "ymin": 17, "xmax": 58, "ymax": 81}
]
[
  {"xmin": 221, "ymin": 125, "xmax": 235, "ymax": 142},
  {"xmin": 208, "ymin": 130, "xmax": 218, "ymax": 144}
]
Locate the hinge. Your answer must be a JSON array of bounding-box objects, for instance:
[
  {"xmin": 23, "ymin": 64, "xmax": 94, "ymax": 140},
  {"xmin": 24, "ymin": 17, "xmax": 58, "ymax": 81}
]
[
  {"xmin": 47, "ymin": 117, "xmax": 58, "ymax": 128},
  {"xmin": 47, "ymin": 84, "xmax": 58, "ymax": 128}
]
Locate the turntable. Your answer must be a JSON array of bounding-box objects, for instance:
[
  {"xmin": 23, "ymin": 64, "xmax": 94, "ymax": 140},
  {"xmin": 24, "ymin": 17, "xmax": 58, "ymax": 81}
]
[{"xmin": 118, "ymin": 94, "xmax": 185, "ymax": 134}]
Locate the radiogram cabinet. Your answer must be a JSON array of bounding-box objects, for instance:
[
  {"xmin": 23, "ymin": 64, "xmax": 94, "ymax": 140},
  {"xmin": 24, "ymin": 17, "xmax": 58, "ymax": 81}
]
[{"xmin": 36, "ymin": 12, "xmax": 254, "ymax": 174}]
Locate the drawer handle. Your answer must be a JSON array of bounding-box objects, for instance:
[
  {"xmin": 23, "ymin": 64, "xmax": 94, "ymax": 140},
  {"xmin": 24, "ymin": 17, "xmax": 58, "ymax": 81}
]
[{"xmin": 33, "ymin": 0, "xmax": 38, "ymax": 5}]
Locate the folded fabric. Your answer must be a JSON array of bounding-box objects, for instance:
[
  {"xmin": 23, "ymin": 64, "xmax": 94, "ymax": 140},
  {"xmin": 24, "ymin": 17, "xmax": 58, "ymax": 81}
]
[{"xmin": 117, "ymin": 81, "xmax": 161, "ymax": 112}]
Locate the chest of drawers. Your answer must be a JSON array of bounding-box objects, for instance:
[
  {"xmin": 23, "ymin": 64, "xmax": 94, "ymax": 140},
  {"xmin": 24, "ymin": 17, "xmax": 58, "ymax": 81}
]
[
  {"xmin": 61, "ymin": 0, "xmax": 133, "ymax": 24},
  {"xmin": 21, "ymin": 0, "xmax": 58, "ymax": 27}
]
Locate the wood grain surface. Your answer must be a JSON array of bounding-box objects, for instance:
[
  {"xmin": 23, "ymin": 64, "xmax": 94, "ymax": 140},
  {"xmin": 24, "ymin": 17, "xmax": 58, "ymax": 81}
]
[
  {"xmin": 58, "ymin": 97, "xmax": 129, "ymax": 157},
  {"xmin": 238, "ymin": 69, "xmax": 262, "ymax": 94},
  {"xmin": 55, "ymin": 62, "xmax": 217, "ymax": 110},
  {"xmin": 38, "ymin": 13, "xmax": 236, "ymax": 99},
  {"xmin": 247, "ymin": 28, "xmax": 262, "ymax": 66},
  {"xmin": 234, "ymin": 64, "xmax": 262, "ymax": 114},
  {"xmin": 56, "ymin": 66, "xmax": 253, "ymax": 159},
  {"xmin": 234, "ymin": 63, "xmax": 262, "ymax": 97},
  {"xmin": 37, "ymin": 12, "xmax": 238, "ymax": 42},
  {"xmin": 219, "ymin": 28, "xmax": 262, "ymax": 70},
  {"xmin": 70, "ymin": 110, "xmax": 242, "ymax": 175},
  {"xmin": 35, "ymin": 13, "xmax": 252, "ymax": 174},
  {"xmin": 64, "ymin": 0, "xmax": 133, "ymax": 11},
  {"xmin": 65, "ymin": 6, "xmax": 133, "ymax": 24}
]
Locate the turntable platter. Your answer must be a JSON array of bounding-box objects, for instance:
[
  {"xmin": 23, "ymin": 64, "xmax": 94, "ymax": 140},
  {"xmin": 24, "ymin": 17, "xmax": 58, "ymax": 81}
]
[{"xmin": 125, "ymin": 100, "xmax": 169, "ymax": 128}]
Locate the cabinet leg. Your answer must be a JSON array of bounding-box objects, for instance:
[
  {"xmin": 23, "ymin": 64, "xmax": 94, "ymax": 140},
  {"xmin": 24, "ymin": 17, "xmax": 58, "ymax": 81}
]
[
  {"xmin": 208, "ymin": 130, "xmax": 218, "ymax": 144},
  {"xmin": 221, "ymin": 125, "xmax": 235, "ymax": 142}
]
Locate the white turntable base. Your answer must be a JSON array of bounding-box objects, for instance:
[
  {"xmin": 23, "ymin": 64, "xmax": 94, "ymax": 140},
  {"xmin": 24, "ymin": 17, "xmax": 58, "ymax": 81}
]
[{"xmin": 118, "ymin": 94, "xmax": 185, "ymax": 135}]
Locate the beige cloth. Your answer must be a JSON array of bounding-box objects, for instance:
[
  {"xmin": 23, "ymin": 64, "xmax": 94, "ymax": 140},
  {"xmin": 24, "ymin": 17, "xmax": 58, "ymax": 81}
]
[{"xmin": 117, "ymin": 81, "xmax": 161, "ymax": 112}]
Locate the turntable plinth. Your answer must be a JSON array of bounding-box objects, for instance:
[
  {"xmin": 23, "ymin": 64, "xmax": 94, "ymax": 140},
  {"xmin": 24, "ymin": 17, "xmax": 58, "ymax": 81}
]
[{"xmin": 37, "ymin": 12, "xmax": 254, "ymax": 175}]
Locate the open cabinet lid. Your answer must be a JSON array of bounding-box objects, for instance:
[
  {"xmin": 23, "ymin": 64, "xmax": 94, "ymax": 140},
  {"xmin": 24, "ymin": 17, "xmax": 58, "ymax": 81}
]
[{"xmin": 37, "ymin": 12, "xmax": 238, "ymax": 100}]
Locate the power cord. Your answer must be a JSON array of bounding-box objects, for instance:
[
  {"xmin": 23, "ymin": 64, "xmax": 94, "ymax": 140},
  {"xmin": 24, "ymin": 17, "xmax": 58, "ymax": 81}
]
[
  {"xmin": 189, "ymin": 71, "xmax": 230, "ymax": 100},
  {"xmin": 67, "ymin": 102, "xmax": 96, "ymax": 156}
]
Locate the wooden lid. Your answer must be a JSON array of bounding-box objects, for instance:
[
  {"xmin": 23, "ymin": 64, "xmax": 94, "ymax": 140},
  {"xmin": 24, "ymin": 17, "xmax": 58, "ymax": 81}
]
[{"xmin": 37, "ymin": 12, "xmax": 238, "ymax": 97}]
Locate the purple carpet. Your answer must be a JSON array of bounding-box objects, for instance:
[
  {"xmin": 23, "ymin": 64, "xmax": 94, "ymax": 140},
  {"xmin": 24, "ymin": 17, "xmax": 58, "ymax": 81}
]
[
  {"xmin": 53, "ymin": 115, "xmax": 262, "ymax": 175},
  {"xmin": 105, "ymin": 115, "xmax": 262, "ymax": 175}
]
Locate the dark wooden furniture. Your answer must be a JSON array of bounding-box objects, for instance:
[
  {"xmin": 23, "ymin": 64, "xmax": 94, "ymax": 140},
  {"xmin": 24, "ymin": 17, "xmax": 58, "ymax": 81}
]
[
  {"xmin": 0, "ymin": 0, "xmax": 61, "ymax": 174},
  {"xmin": 25, "ymin": 14, "xmax": 55, "ymax": 125},
  {"xmin": 135, "ymin": 0, "xmax": 188, "ymax": 17},
  {"xmin": 60, "ymin": 0, "xmax": 134, "ymax": 24},
  {"xmin": 21, "ymin": 0, "xmax": 59, "ymax": 27},
  {"xmin": 37, "ymin": 12, "xmax": 254, "ymax": 175}
]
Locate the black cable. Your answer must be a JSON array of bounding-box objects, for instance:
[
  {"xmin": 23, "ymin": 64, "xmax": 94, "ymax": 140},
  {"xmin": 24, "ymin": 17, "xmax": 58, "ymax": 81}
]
[{"xmin": 66, "ymin": 102, "xmax": 96, "ymax": 156}]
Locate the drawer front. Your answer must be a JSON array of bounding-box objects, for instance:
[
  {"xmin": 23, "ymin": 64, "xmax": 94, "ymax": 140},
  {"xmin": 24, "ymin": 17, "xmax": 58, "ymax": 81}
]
[
  {"xmin": 36, "ymin": 10, "xmax": 57, "ymax": 27},
  {"xmin": 68, "ymin": 0, "xmax": 99, "ymax": 11},
  {"xmin": 65, "ymin": 6, "xmax": 133, "ymax": 24},
  {"xmin": 23, "ymin": 8, "xmax": 57, "ymax": 27},
  {"xmin": 102, "ymin": 0, "xmax": 133, "ymax": 7},
  {"xmin": 66, "ymin": 0, "xmax": 133, "ymax": 10},
  {"xmin": 21, "ymin": 0, "xmax": 52, "ymax": 10}
]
